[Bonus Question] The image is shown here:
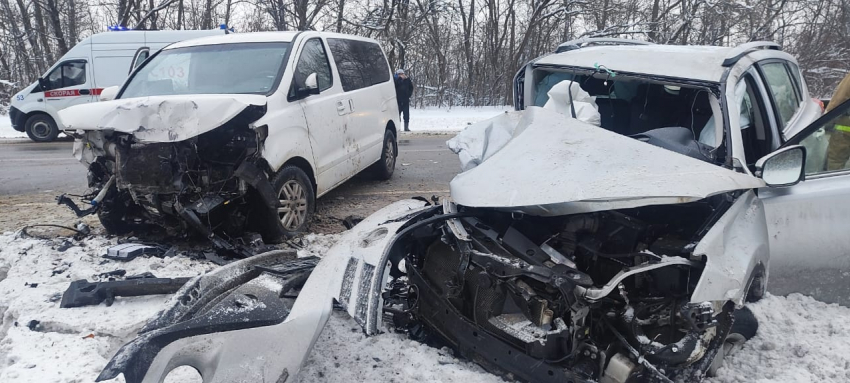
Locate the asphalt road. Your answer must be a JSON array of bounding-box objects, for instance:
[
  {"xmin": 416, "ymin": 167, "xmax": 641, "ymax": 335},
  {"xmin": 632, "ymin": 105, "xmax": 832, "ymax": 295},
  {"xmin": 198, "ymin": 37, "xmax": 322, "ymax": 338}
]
[{"xmin": 0, "ymin": 134, "xmax": 460, "ymax": 197}]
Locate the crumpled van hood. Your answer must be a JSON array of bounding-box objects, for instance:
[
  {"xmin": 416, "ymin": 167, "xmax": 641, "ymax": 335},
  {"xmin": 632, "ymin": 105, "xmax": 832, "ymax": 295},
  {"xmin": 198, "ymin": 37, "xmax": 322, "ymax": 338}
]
[
  {"xmin": 60, "ymin": 94, "xmax": 266, "ymax": 143},
  {"xmin": 449, "ymin": 107, "xmax": 764, "ymax": 216}
]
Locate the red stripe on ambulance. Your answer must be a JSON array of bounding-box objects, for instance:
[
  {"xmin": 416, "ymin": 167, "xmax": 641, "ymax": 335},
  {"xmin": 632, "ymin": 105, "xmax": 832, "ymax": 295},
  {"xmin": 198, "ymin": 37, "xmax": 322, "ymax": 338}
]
[{"xmin": 44, "ymin": 88, "xmax": 104, "ymax": 97}]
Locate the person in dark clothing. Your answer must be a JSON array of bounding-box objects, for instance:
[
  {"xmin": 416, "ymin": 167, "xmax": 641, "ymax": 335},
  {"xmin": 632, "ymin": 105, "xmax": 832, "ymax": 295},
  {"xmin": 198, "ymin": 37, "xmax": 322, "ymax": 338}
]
[{"xmin": 394, "ymin": 69, "xmax": 414, "ymax": 131}]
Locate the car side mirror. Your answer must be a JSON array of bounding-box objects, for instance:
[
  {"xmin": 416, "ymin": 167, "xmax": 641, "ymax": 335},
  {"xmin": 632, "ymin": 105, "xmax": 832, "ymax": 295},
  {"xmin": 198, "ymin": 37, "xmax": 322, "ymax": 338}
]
[
  {"xmin": 303, "ymin": 73, "xmax": 320, "ymax": 95},
  {"xmin": 755, "ymin": 145, "xmax": 806, "ymax": 187},
  {"xmin": 99, "ymin": 86, "xmax": 120, "ymax": 101}
]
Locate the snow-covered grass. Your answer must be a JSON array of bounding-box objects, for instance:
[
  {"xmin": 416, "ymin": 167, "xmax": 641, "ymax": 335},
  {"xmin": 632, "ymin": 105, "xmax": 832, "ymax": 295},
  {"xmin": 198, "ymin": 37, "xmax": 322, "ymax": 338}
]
[
  {"xmin": 0, "ymin": 114, "xmax": 24, "ymax": 139},
  {"xmin": 1, "ymin": 229, "xmax": 849, "ymax": 383},
  {"xmin": 408, "ymin": 106, "xmax": 511, "ymax": 132}
]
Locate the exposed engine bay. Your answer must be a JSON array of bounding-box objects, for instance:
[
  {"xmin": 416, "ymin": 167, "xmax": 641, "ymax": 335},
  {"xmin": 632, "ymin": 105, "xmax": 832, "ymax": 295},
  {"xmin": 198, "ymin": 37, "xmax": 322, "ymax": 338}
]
[
  {"xmin": 382, "ymin": 199, "xmax": 737, "ymax": 383},
  {"xmin": 61, "ymin": 105, "xmax": 280, "ymax": 256}
]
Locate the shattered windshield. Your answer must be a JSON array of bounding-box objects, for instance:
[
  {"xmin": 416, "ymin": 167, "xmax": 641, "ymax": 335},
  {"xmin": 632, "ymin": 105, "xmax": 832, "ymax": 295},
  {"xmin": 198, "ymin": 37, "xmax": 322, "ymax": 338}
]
[
  {"xmin": 122, "ymin": 42, "xmax": 290, "ymax": 98},
  {"xmin": 532, "ymin": 68, "xmax": 722, "ymax": 163}
]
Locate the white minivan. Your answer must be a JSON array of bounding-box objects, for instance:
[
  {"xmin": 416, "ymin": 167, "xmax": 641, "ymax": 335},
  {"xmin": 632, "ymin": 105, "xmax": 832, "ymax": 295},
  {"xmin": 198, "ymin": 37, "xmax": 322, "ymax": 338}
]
[
  {"xmin": 59, "ymin": 32, "xmax": 400, "ymax": 246},
  {"xmin": 8, "ymin": 28, "xmax": 227, "ymax": 142}
]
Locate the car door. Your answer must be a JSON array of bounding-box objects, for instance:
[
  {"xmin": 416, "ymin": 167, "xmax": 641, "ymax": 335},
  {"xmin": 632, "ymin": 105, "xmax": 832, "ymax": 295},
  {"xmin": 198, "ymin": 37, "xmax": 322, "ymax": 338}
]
[
  {"xmin": 289, "ymin": 37, "xmax": 352, "ymax": 195},
  {"xmin": 329, "ymin": 39, "xmax": 392, "ymax": 170},
  {"xmin": 41, "ymin": 60, "xmax": 95, "ymax": 111},
  {"xmin": 759, "ymin": 99, "xmax": 850, "ymax": 305}
]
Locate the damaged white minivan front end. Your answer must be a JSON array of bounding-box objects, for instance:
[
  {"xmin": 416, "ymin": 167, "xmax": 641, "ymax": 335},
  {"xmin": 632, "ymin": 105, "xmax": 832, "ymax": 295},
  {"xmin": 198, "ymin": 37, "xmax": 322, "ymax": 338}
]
[
  {"xmin": 96, "ymin": 102, "xmax": 790, "ymax": 382},
  {"xmin": 61, "ymin": 95, "xmax": 279, "ymax": 255}
]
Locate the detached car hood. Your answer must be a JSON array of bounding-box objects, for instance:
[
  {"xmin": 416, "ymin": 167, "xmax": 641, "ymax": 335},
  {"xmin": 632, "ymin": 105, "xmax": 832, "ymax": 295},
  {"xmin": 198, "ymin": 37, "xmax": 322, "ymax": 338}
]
[
  {"xmin": 449, "ymin": 107, "xmax": 765, "ymax": 215},
  {"xmin": 59, "ymin": 94, "xmax": 266, "ymax": 143}
]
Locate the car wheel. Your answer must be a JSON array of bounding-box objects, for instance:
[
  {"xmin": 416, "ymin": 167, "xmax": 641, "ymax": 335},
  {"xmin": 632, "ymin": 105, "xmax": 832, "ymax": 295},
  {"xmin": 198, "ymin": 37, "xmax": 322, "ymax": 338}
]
[
  {"xmin": 260, "ymin": 165, "xmax": 315, "ymax": 242},
  {"xmin": 708, "ymin": 307, "xmax": 759, "ymax": 376},
  {"xmin": 25, "ymin": 114, "xmax": 59, "ymax": 142},
  {"xmin": 371, "ymin": 130, "xmax": 397, "ymax": 180}
]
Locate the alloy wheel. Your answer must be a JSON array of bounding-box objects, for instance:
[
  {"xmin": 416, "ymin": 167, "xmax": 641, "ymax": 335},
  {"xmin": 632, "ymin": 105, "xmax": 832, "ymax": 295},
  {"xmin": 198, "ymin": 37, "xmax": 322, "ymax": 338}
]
[{"xmin": 278, "ymin": 180, "xmax": 308, "ymax": 230}]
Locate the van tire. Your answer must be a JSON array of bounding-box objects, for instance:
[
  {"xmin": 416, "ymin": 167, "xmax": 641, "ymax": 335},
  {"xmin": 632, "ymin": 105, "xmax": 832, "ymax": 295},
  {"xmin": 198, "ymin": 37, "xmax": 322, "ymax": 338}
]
[
  {"xmin": 259, "ymin": 165, "xmax": 315, "ymax": 242},
  {"xmin": 371, "ymin": 130, "xmax": 397, "ymax": 180},
  {"xmin": 25, "ymin": 114, "xmax": 59, "ymax": 142}
]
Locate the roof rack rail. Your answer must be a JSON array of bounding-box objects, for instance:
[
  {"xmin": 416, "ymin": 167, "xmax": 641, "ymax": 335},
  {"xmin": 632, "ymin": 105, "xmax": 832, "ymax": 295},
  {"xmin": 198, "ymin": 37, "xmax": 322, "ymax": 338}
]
[
  {"xmin": 555, "ymin": 38, "xmax": 653, "ymax": 53},
  {"xmin": 722, "ymin": 41, "xmax": 780, "ymax": 67}
]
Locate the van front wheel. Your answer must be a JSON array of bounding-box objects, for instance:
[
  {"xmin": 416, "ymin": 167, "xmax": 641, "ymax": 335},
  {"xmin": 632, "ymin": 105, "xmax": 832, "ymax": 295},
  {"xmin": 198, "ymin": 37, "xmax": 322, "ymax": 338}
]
[
  {"xmin": 257, "ymin": 165, "xmax": 315, "ymax": 243},
  {"xmin": 25, "ymin": 114, "xmax": 59, "ymax": 142}
]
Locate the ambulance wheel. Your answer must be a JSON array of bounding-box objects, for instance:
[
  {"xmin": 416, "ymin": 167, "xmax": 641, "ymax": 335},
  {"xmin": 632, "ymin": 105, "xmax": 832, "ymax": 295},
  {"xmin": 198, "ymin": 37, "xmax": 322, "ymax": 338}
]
[{"xmin": 25, "ymin": 114, "xmax": 59, "ymax": 142}]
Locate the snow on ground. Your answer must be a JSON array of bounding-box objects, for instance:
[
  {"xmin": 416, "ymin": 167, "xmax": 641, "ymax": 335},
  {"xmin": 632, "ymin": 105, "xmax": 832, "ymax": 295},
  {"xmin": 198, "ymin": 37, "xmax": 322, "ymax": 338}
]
[
  {"xmin": 409, "ymin": 106, "xmax": 511, "ymax": 132},
  {"xmin": 1, "ymin": 228, "xmax": 849, "ymax": 383},
  {"xmin": 0, "ymin": 114, "xmax": 25, "ymax": 139},
  {"xmin": 706, "ymin": 294, "xmax": 850, "ymax": 383}
]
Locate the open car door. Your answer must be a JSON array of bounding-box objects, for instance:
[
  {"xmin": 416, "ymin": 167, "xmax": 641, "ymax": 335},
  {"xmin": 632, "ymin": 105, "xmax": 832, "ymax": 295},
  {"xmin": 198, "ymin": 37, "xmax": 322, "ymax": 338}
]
[{"xmin": 760, "ymin": 98, "xmax": 850, "ymax": 305}]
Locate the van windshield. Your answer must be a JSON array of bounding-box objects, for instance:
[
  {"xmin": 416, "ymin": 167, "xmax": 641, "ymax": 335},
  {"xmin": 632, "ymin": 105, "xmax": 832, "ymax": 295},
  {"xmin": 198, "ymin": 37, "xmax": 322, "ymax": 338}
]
[{"xmin": 122, "ymin": 42, "xmax": 290, "ymax": 98}]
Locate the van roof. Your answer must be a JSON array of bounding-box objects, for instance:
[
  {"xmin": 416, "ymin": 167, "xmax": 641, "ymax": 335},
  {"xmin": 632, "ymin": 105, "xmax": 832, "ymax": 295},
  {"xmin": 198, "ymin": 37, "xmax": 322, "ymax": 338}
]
[
  {"xmin": 165, "ymin": 31, "xmax": 382, "ymax": 50},
  {"xmin": 534, "ymin": 44, "xmax": 794, "ymax": 82},
  {"xmin": 167, "ymin": 32, "xmax": 300, "ymax": 49}
]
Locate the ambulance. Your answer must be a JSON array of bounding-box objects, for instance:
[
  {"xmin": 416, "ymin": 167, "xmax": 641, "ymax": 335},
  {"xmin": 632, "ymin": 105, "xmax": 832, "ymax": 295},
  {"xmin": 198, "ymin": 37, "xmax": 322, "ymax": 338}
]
[{"xmin": 8, "ymin": 27, "xmax": 229, "ymax": 142}]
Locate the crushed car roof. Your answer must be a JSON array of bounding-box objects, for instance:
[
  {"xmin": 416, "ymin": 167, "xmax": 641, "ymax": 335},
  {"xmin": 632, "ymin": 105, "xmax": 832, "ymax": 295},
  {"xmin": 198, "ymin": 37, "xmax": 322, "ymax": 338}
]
[
  {"xmin": 535, "ymin": 45, "xmax": 741, "ymax": 82},
  {"xmin": 449, "ymin": 107, "xmax": 765, "ymax": 215}
]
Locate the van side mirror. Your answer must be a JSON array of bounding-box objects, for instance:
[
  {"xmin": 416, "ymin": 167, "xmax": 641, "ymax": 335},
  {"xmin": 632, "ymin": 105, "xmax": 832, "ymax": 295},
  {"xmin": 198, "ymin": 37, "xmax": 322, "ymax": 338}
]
[
  {"xmin": 303, "ymin": 73, "xmax": 320, "ymax": 95},
  {"xmin": 756, "ymin": 145, "xmax": 806, "ymax": 187},
  {"xmin": 37, "ymin": 77, "xmax": 48, "ymax": 91},
  {"xmin": 99, "ymin": 86, "xmax": 120, "ymax": 101}
]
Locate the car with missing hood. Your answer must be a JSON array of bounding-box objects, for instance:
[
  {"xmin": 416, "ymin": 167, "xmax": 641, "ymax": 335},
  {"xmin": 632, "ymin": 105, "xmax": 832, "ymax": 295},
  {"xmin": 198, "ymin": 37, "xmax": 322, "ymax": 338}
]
[
  {"xmin": 58, "ymin": 31, "xmax": 401, "ymax": 249},
  {"xmin": 93, "ymin": 40, "xmax": 850, "ymax": 383}
]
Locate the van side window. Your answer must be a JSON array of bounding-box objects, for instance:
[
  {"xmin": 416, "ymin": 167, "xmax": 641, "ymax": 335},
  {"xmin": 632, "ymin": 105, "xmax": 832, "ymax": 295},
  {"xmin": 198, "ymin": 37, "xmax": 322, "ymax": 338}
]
[
  {"xmin": 291, "ymin": 38, "xmax": 333, "ymax": 96},
  {"xmin": 45, "ymin": 61, "xmax": 86, "ymax": 90},
  {"xmin": 327, "ymin": 38, "xmax": 390, "ymax": 92},
  {"xmin": 760, "ymin": 62, "xmax": 801, "ymax": 128}
]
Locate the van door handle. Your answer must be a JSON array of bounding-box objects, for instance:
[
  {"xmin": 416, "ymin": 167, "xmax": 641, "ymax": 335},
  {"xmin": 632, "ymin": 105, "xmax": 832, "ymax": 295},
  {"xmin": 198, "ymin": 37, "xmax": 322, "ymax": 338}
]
[{"xmin": 79, "ymin": 89, "xmax": 91, "ymax": 95}]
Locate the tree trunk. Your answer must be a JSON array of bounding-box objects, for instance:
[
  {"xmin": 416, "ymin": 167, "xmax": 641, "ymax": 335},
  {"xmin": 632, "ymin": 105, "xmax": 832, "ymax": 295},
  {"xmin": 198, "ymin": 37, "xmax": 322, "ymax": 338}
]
[
  {"xmin": 44, "ymin": 0, "xmax": 69, "ymax": 54},
  {"xmin": 33, "ymin": 0, "xmax": 54, "ymax": 62}
]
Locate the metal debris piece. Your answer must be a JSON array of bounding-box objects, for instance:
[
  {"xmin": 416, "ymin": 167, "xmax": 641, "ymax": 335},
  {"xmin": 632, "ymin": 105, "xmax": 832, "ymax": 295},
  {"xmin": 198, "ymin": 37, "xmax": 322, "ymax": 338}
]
[
  {"xmin": 60, "ymin": 276, "xmax": 191, "ymax": 308},
  {"xmin": 103, "ymin": 243, "xmax": 175, "ymax": 261}
]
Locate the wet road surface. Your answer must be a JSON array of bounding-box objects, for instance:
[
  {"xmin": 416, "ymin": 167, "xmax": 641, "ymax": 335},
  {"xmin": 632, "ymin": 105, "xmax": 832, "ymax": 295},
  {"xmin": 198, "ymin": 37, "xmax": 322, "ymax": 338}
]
[{"xmin": 0, "ymin": 134, "xmax": 460, "ymax": 197}]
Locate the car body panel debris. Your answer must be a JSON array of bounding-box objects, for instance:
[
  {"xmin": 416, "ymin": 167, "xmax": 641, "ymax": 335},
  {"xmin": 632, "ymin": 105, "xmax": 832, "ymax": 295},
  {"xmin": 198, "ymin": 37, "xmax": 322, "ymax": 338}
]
[
  {"xmin": 97, "ymin": 201, "xmax": 428, "ymax": 383},
  {"xmin": 104, "ymin": 243, "xmax": 175, "ymax": 261},
  {"xmin": 60, "ymin": 275, "xmax": 191, "ymax": 308}
]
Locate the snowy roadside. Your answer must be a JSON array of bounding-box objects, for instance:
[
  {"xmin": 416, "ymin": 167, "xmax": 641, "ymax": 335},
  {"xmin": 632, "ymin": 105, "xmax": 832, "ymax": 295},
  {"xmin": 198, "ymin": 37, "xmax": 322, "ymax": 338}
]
[
  {"xmin": 0, "ymin": 114, "xmax": 25, "ymax": 139},
  {"xmin": 406, "ymin": 106, "xmax": 511, "ymax": 133},
  {"xmin": 1, "ymin": 227, "xmax": 849, "ymax": 383}
]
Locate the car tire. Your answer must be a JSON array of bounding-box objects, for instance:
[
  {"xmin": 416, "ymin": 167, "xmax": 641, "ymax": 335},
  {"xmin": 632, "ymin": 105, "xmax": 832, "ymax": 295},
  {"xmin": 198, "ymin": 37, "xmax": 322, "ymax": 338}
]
[
  {"xmin": 730, "ymin": 306, "xmax": 759, "ymax": 340},
  {"xmin": 25, "ymin": 114, "xmax": 60, "ymax": 142},
  {"xmin": 371, "ymin": 130, "xmax": 397, "ymax": 180},
  {"xmin": 708, "ymin": 306, "xmax": 759, "ymax": 376},
  {"xmin": 259, "ymin": 165, "xmax": 315, "ymax": 242}
]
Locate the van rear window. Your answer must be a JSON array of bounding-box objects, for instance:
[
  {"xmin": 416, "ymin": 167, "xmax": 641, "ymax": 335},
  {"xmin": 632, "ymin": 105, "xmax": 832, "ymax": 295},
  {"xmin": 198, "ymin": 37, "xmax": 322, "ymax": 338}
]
[
  {"xmin": 327, "ymin": 39, "xmax": 390, "ymax": 92},
  {"xmin": 121, "ymin": 42, "xmax": 290, "ymax": 98}
]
